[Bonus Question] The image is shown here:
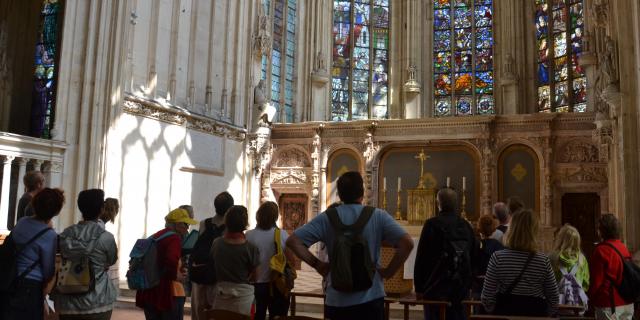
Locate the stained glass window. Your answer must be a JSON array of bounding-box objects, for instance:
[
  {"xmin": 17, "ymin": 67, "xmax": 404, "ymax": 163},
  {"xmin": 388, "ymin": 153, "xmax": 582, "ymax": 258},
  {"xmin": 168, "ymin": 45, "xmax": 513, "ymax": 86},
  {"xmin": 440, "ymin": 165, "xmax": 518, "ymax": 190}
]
[
  {"xmin": 262, "ymin": 0, "xmax": 297, "ymax": 123},
  {"xmin": 31, "ymin": 0, "xmax": 62, "ymax": 139},
  {"xmin": 331, "ymin": 0, "xmax": 389, "ymax": 121},
  {"xmin": 434, "ymin": 0, "xmax": 494, "ymax": 116},
  {"xmin": 536, "ymin": 0, "xmax": 586, "ymax": 112}
]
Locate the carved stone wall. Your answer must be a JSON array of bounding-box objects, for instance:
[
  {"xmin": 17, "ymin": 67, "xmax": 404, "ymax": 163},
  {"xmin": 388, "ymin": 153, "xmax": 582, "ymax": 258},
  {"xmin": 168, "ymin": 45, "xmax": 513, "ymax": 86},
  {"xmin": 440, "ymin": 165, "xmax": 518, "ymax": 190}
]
[{"xmin": 270, "ymin": 113, "xmax": 602, "ymax": 240}]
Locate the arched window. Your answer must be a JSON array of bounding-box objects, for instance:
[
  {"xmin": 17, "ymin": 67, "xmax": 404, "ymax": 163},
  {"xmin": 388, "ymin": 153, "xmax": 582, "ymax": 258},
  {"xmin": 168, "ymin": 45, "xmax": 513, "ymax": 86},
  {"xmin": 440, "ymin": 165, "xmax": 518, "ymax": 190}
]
[
  {"xmin": 31, "ymin": 0, "xmax": 63, "ymax": 139},
  {"xmin": 262, "ymin": 0, "xmax": 297, "ymax": 123},
  {"xmin": 535, "ymin": 0, "xmax": 586, "ymax": 112},
  {"xmin": 331, "ymin": 0, "xmax": 389, "ymax": 121},
  {"xmin": 433, "ymin": 0, "xmax": 494, "ymax": 117}
]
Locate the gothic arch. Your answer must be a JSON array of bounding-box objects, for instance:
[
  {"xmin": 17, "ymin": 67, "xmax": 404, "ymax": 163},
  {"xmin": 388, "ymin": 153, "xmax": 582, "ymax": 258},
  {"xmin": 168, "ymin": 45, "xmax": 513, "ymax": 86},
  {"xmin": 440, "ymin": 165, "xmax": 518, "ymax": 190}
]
[{"xmin": 271, "ymin": 145, "xmax": 311, "ymax": 169}]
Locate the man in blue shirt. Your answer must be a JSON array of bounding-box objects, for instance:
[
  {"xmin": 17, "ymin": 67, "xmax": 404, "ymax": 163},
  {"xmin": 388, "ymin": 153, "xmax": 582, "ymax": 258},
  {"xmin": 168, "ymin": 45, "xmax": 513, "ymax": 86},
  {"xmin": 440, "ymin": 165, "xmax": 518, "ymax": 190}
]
[{"xmin": 286, "ymin": 171, "xmax": 414, "ymax": 320}]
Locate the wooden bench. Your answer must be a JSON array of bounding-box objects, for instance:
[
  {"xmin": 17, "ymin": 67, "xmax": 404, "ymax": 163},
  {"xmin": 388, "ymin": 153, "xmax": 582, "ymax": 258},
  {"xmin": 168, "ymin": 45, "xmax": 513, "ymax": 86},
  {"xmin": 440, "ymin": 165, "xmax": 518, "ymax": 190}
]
[
  {"xmin": 462, "ymin": 300, "xmax": 590, "ymax": 320},
  {"xmin": 394, "ymin": 293, "xmax": 451, "ymax": 320},
  {"xmin": 289, "ymin": 289, "xmax": 325, "ymax": 318},
  {"xmin": 290, "ymin": 289, "xmax": 398, "ymax": 320},
  {"xmin": 469, "ymin": 316, "xmax": 557, "ymax": 320}
]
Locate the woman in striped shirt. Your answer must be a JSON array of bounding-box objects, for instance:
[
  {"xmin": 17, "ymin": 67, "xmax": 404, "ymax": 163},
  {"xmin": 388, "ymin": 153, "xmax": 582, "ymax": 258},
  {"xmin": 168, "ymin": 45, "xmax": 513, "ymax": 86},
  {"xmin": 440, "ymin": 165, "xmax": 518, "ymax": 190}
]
[{"xmin": 481, "ymin": 209, "xmax": 559, "ymax": 317}]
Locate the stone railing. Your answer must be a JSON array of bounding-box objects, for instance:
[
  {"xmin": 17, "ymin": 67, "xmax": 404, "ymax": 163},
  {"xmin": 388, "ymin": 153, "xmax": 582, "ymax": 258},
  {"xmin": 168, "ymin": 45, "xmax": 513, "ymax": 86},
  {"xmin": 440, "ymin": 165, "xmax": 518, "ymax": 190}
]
[{"xmin": 0, "ymin": 132, "xmax": 67, "ymax": 233}]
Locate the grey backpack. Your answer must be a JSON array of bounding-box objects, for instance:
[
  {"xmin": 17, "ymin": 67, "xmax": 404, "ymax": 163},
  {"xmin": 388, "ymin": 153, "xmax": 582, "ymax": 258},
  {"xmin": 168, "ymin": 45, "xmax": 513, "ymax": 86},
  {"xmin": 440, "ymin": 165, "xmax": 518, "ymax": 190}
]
[{"xmin": 326, "ymin": 206, "xmax": 376, "ymax": 292}]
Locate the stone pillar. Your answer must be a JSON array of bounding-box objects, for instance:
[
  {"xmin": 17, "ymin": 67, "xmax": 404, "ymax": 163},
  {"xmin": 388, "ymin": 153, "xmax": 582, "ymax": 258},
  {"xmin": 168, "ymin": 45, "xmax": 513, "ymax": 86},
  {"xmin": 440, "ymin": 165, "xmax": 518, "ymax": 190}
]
[
  {"xmin": 30, "ymin": 159, "xmax": 43, "ymax": 173},
  {"xmin": 0, "ymin": 155, "xmax": 14, "ymax": 232},
  {"xmin": 13, "ymin": 158, "xmax": 27, "ymax": 203}
]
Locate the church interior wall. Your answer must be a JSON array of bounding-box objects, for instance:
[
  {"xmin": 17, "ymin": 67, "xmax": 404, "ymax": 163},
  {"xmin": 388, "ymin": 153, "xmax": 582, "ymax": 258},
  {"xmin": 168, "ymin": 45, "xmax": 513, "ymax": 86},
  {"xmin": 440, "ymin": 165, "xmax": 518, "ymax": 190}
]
[{"xmin": 103, "ymin": 108, "xmax": 245, "ymax": 276}]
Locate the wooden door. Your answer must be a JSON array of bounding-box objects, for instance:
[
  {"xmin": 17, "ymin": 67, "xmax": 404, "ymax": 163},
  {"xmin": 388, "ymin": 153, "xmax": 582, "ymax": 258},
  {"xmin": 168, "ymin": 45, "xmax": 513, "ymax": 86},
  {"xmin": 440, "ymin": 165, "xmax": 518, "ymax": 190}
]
[
  {"xmin": 279, "ymin": 194, "xmax": 308, "ymax": 270},
  {"xmin": 561, "ymin": 193, "xmax": 600, "ymax": 260}
]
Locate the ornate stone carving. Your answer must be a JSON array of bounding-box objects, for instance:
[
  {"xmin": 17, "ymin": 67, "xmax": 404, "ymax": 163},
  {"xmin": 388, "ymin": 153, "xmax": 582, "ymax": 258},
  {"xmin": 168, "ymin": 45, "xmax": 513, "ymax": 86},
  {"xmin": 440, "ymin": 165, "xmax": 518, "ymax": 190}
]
[
  {"xmin": 123, "ymin": 99, "xmax": 186, "ymax": 125},
  {"xmin": 403, "ymin": 65, "xmax": 421, "ymax": 93},
  {"xmin": 502, "ymin": 53, "xmax": 517, "ymax": 81},
  {"xmin": 590, "ymin": 0, "xmax": 609, "ymax": 29},
  {"xmin": 560, "ymin": 166, "xmax": 608, "ymax": 184},
  {"xmin": 248, "ymin": 131, "xmax": 272, "ymax": 177},
  {"xmin": 253, "ymin": 4, "xmax": 271, "ymax": 57},
  {"xmin": 271, "ymin": 169, "xmax": 307, "ymax": 185},
  {"xmin": 559, "ymin": 141, "xmax": 599, "ymax": 163},
  {"xmin": 274, "ymin": 148, "xmax": 310, "ymax": 167},
  {"xmin": 122, "ymin": 97, "xmax": 246, "ymax": 140}
]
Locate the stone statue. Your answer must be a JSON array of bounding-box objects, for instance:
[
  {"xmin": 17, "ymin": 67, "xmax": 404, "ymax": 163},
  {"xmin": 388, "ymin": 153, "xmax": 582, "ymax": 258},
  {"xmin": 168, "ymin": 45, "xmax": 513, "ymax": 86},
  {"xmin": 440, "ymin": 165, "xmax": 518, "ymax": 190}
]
[
  {"xmin": 503, "ymin": 53, "xmax": 516, "ymax": 79},
  {"xmin": 600, "ymin": 37, "xmax": 618, "ymax": 86},
  {"xmin": 315, "ymin": 51, "xmax": 326, "ymax": 72},
  {"xmin": 253, "ymin": 80, "xmax": 276, "ymax": 128},
  {"xmin": 590, "ymin": 0, "xmax": 609, "ymax": 29},
  {"xmin": 253, "ymin": 3, "xmax": 271, "ymax": 57}
]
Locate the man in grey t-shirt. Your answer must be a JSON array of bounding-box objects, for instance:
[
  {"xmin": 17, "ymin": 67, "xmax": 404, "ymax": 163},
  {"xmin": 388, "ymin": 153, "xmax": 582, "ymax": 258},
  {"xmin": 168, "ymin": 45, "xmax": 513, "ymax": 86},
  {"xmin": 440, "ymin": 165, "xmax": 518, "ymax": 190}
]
[{"xmin": 12, "ymin": 171, "xmax": 45, "ymax": 229}]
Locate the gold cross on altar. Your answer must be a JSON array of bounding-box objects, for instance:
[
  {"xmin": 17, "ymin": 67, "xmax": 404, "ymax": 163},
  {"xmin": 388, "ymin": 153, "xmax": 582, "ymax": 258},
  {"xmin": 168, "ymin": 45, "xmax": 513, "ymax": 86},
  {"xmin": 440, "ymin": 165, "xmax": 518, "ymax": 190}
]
[{"xmin": 414, "ymin": 149, "xmax": 430, "ymax": 178}]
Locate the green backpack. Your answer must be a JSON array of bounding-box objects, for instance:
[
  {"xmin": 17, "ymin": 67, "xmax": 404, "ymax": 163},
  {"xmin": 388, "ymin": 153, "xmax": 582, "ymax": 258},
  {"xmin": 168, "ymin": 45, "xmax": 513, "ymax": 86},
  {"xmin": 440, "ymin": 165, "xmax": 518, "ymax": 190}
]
[{"xmin": 326, "ymin": 206, "xmax": 376, "ymax": 292}]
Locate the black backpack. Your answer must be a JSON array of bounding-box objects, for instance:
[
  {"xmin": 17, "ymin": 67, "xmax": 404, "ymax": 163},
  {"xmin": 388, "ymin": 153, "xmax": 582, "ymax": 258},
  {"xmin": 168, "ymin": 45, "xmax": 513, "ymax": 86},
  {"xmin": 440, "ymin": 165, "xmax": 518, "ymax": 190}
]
[
  {"xmin": 0, "ymin": 227, "xmax": 51, "ymax": 292},
  {"xmin": 423, "ymin": 217, "xmax": 472, "ymax": 302},
  {"xmin": 326, "ymin": 206, "xmax": 376, "ymax": 292},
  {"xmin": 601, "ymin": 242, "xmax": 640, "ymax": 303},
  {"xmin": 189, "ymin": 219, "xmax": 224, "ymax": 285}
]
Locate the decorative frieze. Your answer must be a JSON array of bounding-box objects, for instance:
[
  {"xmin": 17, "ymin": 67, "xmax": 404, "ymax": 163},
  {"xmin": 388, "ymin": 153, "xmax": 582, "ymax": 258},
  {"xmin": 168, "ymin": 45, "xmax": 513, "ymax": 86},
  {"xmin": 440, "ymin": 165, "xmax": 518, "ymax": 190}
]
[{"xmin": 122, "ymin": 96, "xmax": 246, "ymax": 141}]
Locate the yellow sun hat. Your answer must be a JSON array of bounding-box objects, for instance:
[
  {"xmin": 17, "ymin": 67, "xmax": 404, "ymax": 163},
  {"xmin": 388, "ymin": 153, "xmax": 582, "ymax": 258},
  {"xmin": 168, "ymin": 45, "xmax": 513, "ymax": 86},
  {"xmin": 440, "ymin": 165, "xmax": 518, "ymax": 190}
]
[{"xmin": 165, "ymin": 208, "xmax": 198, "ymax": 225}]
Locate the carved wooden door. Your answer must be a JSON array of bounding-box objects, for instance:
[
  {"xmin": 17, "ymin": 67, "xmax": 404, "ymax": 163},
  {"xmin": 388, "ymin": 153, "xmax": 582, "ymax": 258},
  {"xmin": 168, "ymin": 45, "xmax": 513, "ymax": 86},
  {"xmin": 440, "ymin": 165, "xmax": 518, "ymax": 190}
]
[
  {"xmin": 279, "ymin": 193, "xmax": 308, "ymax": 270},
  {"xmin": 561, "ymin": 193, "xmax": 600, "ymax": 260}
]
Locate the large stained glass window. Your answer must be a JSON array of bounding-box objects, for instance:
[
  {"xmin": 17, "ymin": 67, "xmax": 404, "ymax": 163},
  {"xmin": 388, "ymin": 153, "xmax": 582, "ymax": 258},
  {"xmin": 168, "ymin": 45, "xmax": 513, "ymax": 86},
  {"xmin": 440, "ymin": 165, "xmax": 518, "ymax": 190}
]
[
  {"xmin": 331, "ymin": 0, "xmax": 389, "ymax": 121},
  {"xmin": 535, "ymin": 0, "xmax": 586, "ymax": 112},
  {"xmin": 261, "ymin": 0, "xmax": 297, "ymax": 123},
  {"xmin": 433, "ymin": 0, "xmax": 494, "ymax": 117},
  {"xmin": 31, "ymin": 0, "xmax": 62, "ymax": 139}
]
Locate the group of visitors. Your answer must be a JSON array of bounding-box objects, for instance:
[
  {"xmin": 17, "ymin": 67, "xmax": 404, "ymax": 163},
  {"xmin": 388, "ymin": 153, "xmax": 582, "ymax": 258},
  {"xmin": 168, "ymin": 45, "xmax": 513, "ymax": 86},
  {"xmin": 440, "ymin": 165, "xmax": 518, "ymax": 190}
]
[
  {"xmin": 0, "ymin": 171, "xmax": 122, "ymax": 319},
  {"xmin": 412, "ymin": 191, "xmax": 637, "ymax": 320},
  {"xmin": 2, "ymin": 170, "xmax": 638, "ymax": 320},
  {"xmin": 136, "ymin": 192, "xmax": 297, "ymax": 320}
]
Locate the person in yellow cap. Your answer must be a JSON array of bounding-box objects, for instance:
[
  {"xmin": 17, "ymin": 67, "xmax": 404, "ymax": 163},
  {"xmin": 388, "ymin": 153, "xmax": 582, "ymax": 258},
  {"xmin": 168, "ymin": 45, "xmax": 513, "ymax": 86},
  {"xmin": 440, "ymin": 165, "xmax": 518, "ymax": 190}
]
[{"xmin": 136, "ymin": 208, "xmax": 198, "ymax": 319}]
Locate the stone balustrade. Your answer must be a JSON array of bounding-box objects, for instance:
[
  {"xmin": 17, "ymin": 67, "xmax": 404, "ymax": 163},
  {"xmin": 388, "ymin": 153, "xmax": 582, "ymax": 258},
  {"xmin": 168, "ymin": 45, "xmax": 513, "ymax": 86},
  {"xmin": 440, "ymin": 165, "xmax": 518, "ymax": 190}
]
[{"xmin": 0, "ymin": 132, "xmax": 67, "ymax": 233}]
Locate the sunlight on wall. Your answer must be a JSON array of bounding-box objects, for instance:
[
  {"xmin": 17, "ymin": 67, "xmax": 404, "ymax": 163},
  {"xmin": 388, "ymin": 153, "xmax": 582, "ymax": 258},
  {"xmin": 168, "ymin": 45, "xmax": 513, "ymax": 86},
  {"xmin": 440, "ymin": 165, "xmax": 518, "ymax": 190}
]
[{"xmin": 104, "ymin": 112, "xmax": 245, "ymax": 280}]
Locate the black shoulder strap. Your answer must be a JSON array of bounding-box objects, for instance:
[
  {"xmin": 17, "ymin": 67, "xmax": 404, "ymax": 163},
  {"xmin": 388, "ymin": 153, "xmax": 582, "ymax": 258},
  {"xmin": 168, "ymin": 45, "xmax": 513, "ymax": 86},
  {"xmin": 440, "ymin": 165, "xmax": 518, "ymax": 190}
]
[
  {"xmin": 506, "ymin": 252, "xmax": 535, "ymax": 294},
  {"xmin": 15, "ymin": 227, "xmax": 52, "ymax": 280},
  {"xmin": 326, "ymin": 207, "xmax": 343, "ymax": 232},
  {"xmin": 351, "ymin": 206, "xmax": 375, "ymax": 234},
  {"xmin": 18, "ymin": 227, "xmax": 51, "ymax": 254},
  {"xmin": 601, "ymin": 242, "xmax": 626, "ymax": 261}
]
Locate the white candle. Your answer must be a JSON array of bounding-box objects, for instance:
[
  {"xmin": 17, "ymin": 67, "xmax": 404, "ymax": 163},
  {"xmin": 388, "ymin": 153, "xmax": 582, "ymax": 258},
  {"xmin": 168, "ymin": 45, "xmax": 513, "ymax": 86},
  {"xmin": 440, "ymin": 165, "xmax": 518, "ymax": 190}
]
[
  {"xmin": 383, "ymin": 177, "xmax": 387, "ymax": 192},
  {"xmin": 446, "ymin": 177, "xmax": 450, "ymax": 188},
  {"xmin": 462, "ymin": 176, "xmax": 466, "ymax": 190},
  {"xmin": 398, "ymin": 177, "xmax": 402, "ymax": 191}
]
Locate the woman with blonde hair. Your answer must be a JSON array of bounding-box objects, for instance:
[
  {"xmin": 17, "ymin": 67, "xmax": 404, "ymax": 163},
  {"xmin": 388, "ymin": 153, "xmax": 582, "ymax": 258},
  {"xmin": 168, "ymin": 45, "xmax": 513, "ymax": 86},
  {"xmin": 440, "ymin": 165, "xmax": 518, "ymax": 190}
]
[
  {"xmin": 481, "ymin": 209, "xmax": 559, "ymax": 317},
  {"xmin": 549, "ymin": 224, "xmax": 589, "ymax": 310}
]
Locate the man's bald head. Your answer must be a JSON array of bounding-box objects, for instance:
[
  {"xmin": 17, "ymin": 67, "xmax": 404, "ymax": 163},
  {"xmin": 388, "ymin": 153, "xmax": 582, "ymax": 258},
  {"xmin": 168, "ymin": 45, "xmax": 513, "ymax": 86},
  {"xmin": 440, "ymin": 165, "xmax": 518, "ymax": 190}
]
[
  {"xmin": 437, "ymin": 188, "xmax": 458, "ymax": 213},
  {"xmin": 493, "ymin": 202, "xmax": 509, "ymax": 224}
]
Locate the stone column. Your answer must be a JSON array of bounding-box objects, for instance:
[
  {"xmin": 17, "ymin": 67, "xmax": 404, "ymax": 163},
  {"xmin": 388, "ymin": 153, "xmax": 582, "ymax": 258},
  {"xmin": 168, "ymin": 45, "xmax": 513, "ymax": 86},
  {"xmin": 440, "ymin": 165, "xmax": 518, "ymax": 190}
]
[
  {"xmin": 30, "ymin": 159, "xmax": 43, "ymax": 173},
  {"xmin": 13, "ymin": 158, "xmax": 27, "ymax": 203},
  {"xmin": 0, "ymin": 155, "xmax": 14, "ymax": 232}
]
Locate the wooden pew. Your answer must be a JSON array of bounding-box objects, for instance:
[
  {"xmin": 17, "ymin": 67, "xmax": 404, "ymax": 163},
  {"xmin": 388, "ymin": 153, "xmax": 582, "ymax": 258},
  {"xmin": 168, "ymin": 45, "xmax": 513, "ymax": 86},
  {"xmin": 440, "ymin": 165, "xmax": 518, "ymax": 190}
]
[
  {"xmin": 394, "ymin": 293, "xmax": 451, "ymax": 320},
  {"xmin": 289, "ymin": 288, "xmax": 325, "ymax": 317}
]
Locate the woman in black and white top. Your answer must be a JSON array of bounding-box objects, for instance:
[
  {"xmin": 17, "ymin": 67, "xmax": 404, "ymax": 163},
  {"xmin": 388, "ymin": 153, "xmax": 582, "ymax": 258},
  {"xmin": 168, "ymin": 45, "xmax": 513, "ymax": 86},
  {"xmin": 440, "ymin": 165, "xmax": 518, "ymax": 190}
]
[{"xmin": 481, "ymin": 209, "xmax": 559, "ymax": 317}]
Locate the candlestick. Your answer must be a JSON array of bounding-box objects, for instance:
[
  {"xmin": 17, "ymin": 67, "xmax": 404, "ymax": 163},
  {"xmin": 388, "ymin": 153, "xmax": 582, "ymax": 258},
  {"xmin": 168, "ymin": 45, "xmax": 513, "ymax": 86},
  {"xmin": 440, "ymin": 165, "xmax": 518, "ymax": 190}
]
[
  {"xmin": 461, "ymin": 189, "xmax": 468, "ymax": 221},
  {"xmin": 383, "ymin": 177, "xmax": 387, "ymax": 192},
  {"xmin": 446, "ymin": 177, "xmax": 450, "ymax": 188},
  {"xmin": 462, "ymin": 176, "xmax": 466, "ymax": 191},
  {"xmin": 395, "ymin": 189, "xmax": 402, "ymax": 220},
  {"xmin": 382, "ymin": 187, "xmax": 388, "ymax": 212},
  {"xmin": 398, "ymin": 177, "xmax": 402, "ymax": 191}
]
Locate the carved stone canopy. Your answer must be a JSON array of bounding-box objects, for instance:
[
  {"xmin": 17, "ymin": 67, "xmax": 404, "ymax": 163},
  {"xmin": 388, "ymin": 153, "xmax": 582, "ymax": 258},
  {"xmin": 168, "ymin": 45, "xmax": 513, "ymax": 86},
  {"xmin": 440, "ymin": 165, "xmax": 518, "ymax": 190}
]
[
  {"xmin": 559, "ymin": 141, "xmax": 599, "ymax": 163},
  {"xmin": 271, "ymin": 169, "xmax": 307, "ymax": 185},
  {"xmin": 273, "ymin": 148, "xmax": 310, "ymax": 168}
]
